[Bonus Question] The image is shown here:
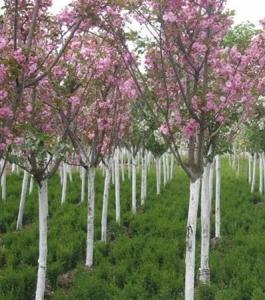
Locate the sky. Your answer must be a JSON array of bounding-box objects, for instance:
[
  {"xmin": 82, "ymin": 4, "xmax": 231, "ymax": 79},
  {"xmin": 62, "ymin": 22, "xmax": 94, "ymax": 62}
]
[
  {"xmin": 51, "ymin": 0, "xmax": 265, "ymax": 27},
  {"xmin": 226, "ymin": 0, "xmax": 265, "ymax": 27},
  {"xmin": 0, "ymin": 0, "xmax": 264, "ymax": 27}
]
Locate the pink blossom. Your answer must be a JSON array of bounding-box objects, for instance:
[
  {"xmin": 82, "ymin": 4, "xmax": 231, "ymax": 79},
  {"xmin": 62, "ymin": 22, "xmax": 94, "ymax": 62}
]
[
  {"xmin": 0, "ymin": 38, "xmax": 7, "ymax": 50},
  {"xmin": 205, "ymin": 99, "xmax": 217, "ymax": 112},
  {"xmin": 0, "ymin": 90, "xmax": 8, "ymax": 100},
  {"xmin": 225, "ymin": 81, "xmax": 232, "ymax": 88},
  {"xmin": 159, "ymin": 124, "xmax": 169, "ymax": 135},
  {"xmin": 163, "ymin": 12, "xmax": 177, "ymax": 23},
  {"xmin": 69, "ymin": 96, "xmax": 80, "ymax": 108},
  {"xmin": 183, "ymin": 120, "xmax": 200, "ymax": 139},
  {"xmin": 26, "ymin": 105, "xmax": 33, "ymax": 113},
  {"xmin": 13, "ymin": 49, "xmax": 26, "ymax": 64},
  {"xmin": 0, "ymin": 65, "xmax": 7, "ymax": 83},
  {"xmin": 58, "ymin": 8, "xmax": 75, "ymax": 25},
  {"xmin": 0, "ymin": 107, "xmax": 13, "ymax": 119},
  {"xmin": 52, "ymin": 66, "xmax": 65, "ymax": 80},
  {"xmin": 120, "ymin": 78, "xmax": 138, "ymax": 99}
]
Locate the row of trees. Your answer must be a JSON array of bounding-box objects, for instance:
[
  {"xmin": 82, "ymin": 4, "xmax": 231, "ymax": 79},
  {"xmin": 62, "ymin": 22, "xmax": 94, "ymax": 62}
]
[{"xmin": 1, "ymin": 0, "xmax": 265, "ymax": 299}]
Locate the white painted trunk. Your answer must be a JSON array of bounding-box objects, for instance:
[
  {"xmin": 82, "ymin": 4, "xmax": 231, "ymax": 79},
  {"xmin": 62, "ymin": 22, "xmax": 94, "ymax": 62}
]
[
  {"xmin": 1, "ymin": 164, "xmax": 6, "ymax": 201},
  {"xmin": 261, "ymin": 152, "xmax": 265, "ymax": 192},
  {"xmin": 114, "ymin": 151, "xmax": 121, "ymax": 224},
  {"xmin": 35, "ymin": 178, "xmax": 48, "ymax": 300},
  {"xmin": 209, "ymin": 162, "xmax": 214, "ymax": 206},
  {"xmin": 185, "ymin": 178, "xmax": 200, "ymax": 300},
  {"xmin": 111, "ymin": 159, "xmax": 115, "ymax": 185},
  {"xmin": 143, "ymin": 151, "xmax": 147, "ymax": 201},
  {"xmin": 140, "ymin": 150, "xmax": 147, "ymax": 205},
  {"xmin": 170, "ymin": 153, "xmax": 174, "ymax": 180},
  {"xmin": 16, "ymin": 170, "xmax": 30, "ymax": 230},
  {"xmin": 259, "ymin": 155, "xmax": 263, "ymax": 194},
  {"xmin": 101, "ymin": 161, "xmax": 111, "ymax": 242},
  {"xmin": 81, "ymin": 167, "xmax": 86, "ymax": 203},
  {"xmin": 156, "ymin": 157, "xmax": 161, "ymax": 195},
  {"xmin": 132, "ymin": 155, "xmax": 137, "ymax": 213},
  {"xmin": 59, "ymin": 164, "xmax": 63, "ymax": 185},
  {"xmin": 127, "ymin": 152, "xmax": 131, "ymax": 180},
  {"xmin": 215, "ymin": 156, "xmax": 221, "ymax": 239},
  {"xmin": 29, "ymin": 175, "xmax": 34, "ymax": 195},
  {"xmin": 248, "ymin": 154, "xmax": 252, "ymax": 184},
  {"xmin": 166, "ymin": 153, "xmax": 170, "ymax": 182},
  {"xmin": 85, "ymin": 167, "xmax": 95, "ymax": 267},
  {"xmin": 121, "ymin": 150, "xmax": 125, "ymax": 182},
  {"xmin": 251, "ymin": 153, "xmax": 257, "ymax": 193},
  {"xmin": 199, "ymin": 163, "xmax": 211, "ymax": 284},
  {"xmin": 68, "ymin": 165, "xmax": 73, "ymax": 182},
  {"xmin": 162, "ymin": 154, "xmax": 167, "ymax": 186},
  {"xmin": 61, "ymin": 163, "xmax": 67, "ymax": 204}
]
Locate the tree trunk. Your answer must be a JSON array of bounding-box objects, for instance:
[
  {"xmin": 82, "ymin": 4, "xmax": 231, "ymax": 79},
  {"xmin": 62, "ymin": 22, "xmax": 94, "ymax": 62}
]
[
  {"xmin": 101, "ymin": 160, "xmax": 111, "ymax": 242},
  {"xmin": 141, "ymin": 150, "xmax": 147, "ymax": 205},
  {"xmin": 162, "ymin": 154, "xmax": 167, "ymax": 186},
  {"xmin": 132, "ymin": 155, "xmax": 137, "ymax": 213},
  {"xmin": 251, "ymin": 153, "xmax": 257, "ymax": 193},
  {"xmin": 35, "ymin": 178, "xmax": 48, "ymax": 300},
  {"xmin": 111, "ymin": 159, "xmax": 115, "ymax": 185},
  {"xmin": 199, "ymin": 163, "xmax": 211, "ymax": 284},
  {"xmin": 248, "ymin": 153, "xmax": 252, "ymax": 184},
  {"xmin": 166, "ymin": 153, "xmax": 170, "ymax": 182},
  {"xmin": 114, "ymin": 151, "xmax": 121, "ymax": 224},
  {"xmin": 156, "ymin": 157, "xmax": 161, "ymax": 195},
  {"xmin": 29, "ymin": 175, "xmax": 34, "ymax": 195},
  {"xmin": 259, "ymin": 154, "xmax": 263, "ymax": 194},
  {"xmin": 127, "ymin": 151, "xmax": 131, "ymax": 180},
  {"xmin": 68, "ymin": 164, "xmax": 73, "ymax": 182},
  {"xmin": 170, "ymin": 153, "xmax": 174, "ymax": 180},
  {"xmin": 16, "ymin": 170, "xmax": 30, "ymax": 230},
  {"xmin": 209, "ymin": 161, "xmax": 214, "ymax": 209},
  {"xmin": 61, "ymin": 163, "xmax": 67, "ymax": 204},
  {"xmin": 121, "ymin": 149, "xmax": 125, "ymax": 182},
  {"xmin": 215, "ymin": 155, "xmax": 221, "ymax": 239},
  {"xmin": 80, "ymin": 167, "xmax": 86, "ymax": 203},
  {"xmin": 1, "ymin": 163, "xmax": 6, "ymax": 202},
  {"xmin": 185, "ymin": 178, "xmax": 201, "ymax": 300},
  {"xmin": 85, "ymin": 167, "xmax": 95, "ymax": 267}
]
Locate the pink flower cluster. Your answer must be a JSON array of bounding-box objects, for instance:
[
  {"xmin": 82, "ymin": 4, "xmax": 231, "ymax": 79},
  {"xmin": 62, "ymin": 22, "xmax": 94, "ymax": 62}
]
[
  {"xmin": 183, "ymin": 119, "xmax": 200, "ymax": 139},
  {"xmin": 0, "ymin": 107, "xmax": 13, "ymax": 119}
]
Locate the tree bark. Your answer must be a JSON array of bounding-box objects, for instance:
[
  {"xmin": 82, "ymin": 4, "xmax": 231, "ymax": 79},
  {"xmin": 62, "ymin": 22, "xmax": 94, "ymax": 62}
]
[
  {"xmin": 259, "ymin": 154, "xmax": 263, "ymax": 194},
  {"xmin": 162, "ymin": 154, "xmax": 167, "ymax": 186},
  {"xmin": 199, "ymin": 163, "xmax": 211, "ymax": 284},
  {"xmin": 61, "ymin": 163, "xmax": 67, "ymax": 204},
  {"xmin": 215, "ymin": 155, "xmax": 221, "ymax": 239},
  {"xmin": 156, "ymin": 157, "xmax": 161, "ymax": 195},
  {"xmin": 114, "ymin": 151, "xmax": 121, "ymax": 223},
  {"xmin": 85, "ymin": 167, "xmax": 95, "ymax": 267},
  {"xmin": 248, "ymin": 153, "xmax": 252, "ymax": 184},
  {"xmin": 29, "ymin": 175, "xmax": 34, "ymax": 195},
  {"xmin": 80, "ymin": 167, "xmax": 86, "ymax": 203},
  {"xmin": 1, "ymin": 163, "xmax": 6, "ymax": 202},
  {"xmin": 185, "ymin": 178, "xmax": 201, "ymax": 300},
  {"xmin": 251, "ymin": 153, "xmax": 257, "ymax": 193},
  {"xmin": 141, "ymin": 150, "xmax": 147, "ymax": 205},
  {"xmin": 35, "ymin": 178, "xmax": 48, "ymax": 300},
  {"xmin": 132, "ymin": 155, "xmax": 137, "ymax": 213},
  {"xmin": 170, "ymin": 153, "xmax": 174, "ymax": 180},
  {"xmin": 16, "ymin": 170, "xmax": 30, "ymax": 230},
  {"xmin": 101, "ymin": 160, "xmax": 111, "ymax": 242}
]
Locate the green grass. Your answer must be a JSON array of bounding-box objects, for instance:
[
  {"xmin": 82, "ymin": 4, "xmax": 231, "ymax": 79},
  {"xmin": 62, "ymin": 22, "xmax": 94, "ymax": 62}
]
[{"xmin": 0, "ymin": 159, "xmax": 265, "ymax": 300}]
